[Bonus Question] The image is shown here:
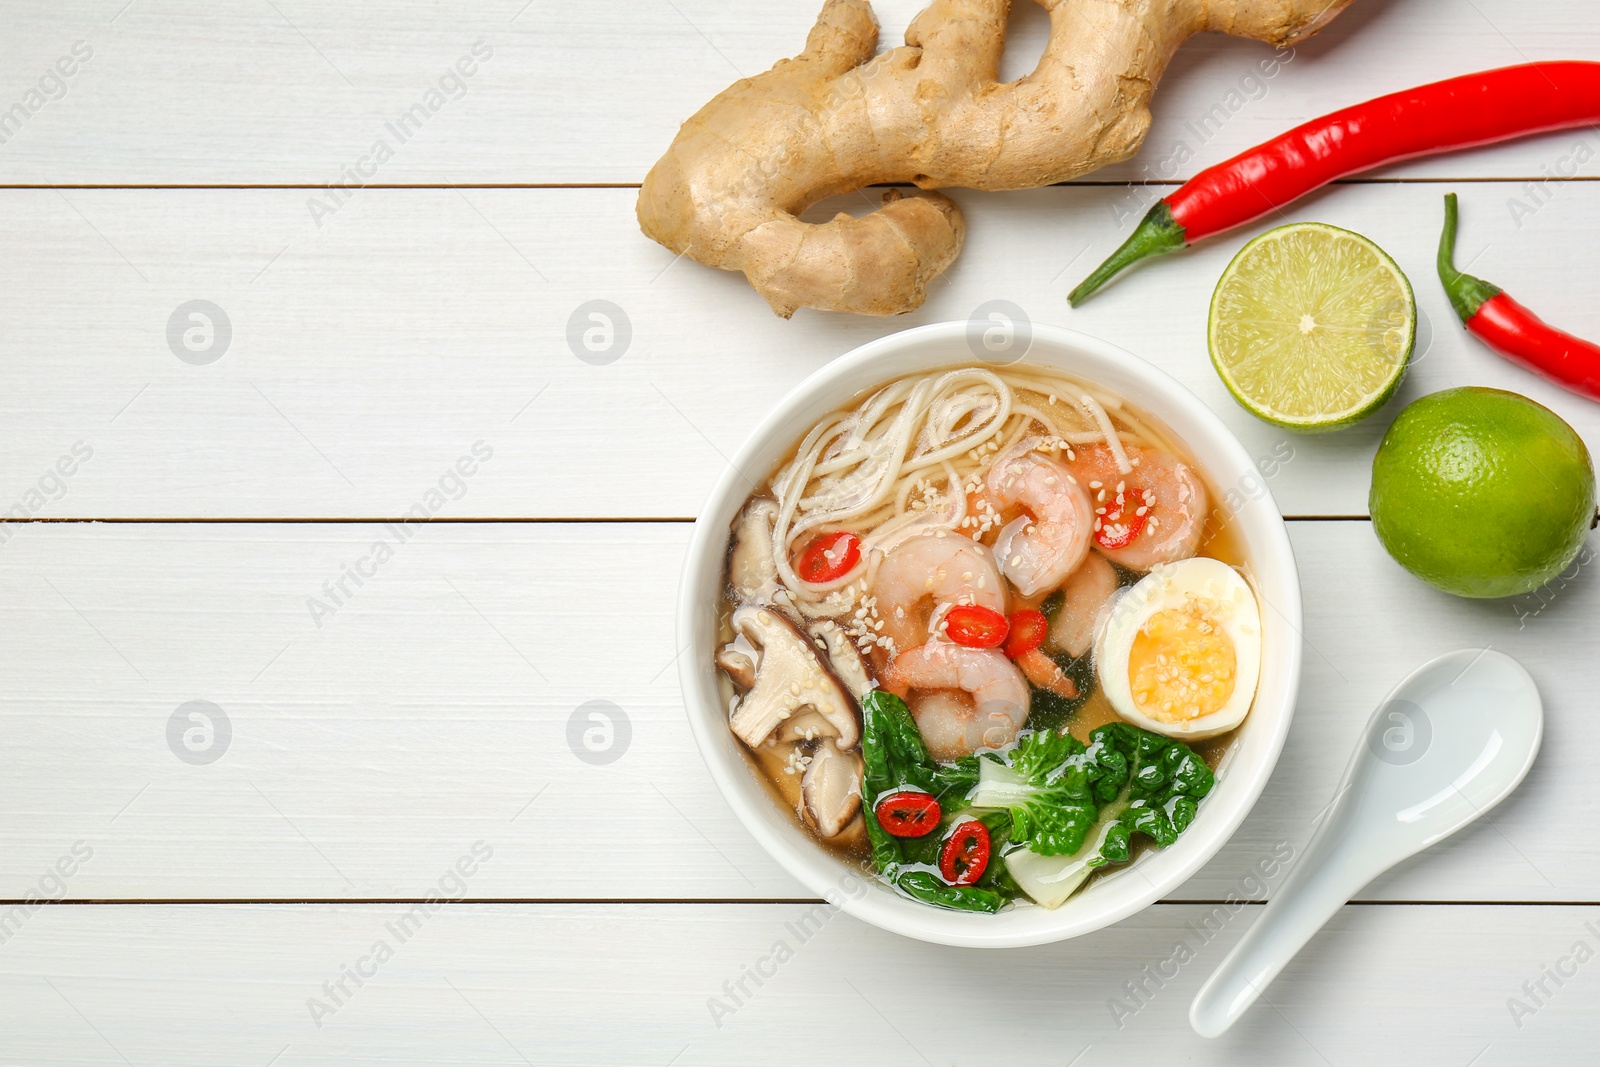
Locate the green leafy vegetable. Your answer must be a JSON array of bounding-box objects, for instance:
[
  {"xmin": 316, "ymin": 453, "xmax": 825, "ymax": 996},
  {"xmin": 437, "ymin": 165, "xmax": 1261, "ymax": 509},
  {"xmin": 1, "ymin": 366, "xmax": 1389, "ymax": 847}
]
[
  {"xmin": 970, "ymin": 728, "xmax": 1121, "ymax": 856},
  {"xmin": 859, "ymin": 690, "xmax": 1005, "ymax": 913},
  {"xmin": 970, "ymin": 721, "xmax": 1215, "ymax": 895},
  {"xmin": 970, "ymin": 809, "xmax": 1022, "ymax": 898},
  {"xmin": 1008, "ymin": 726, "xmax": 1083, "ymax": 782},
  {"xmin": 859, "ymin": 691, "xmax": 1216, "ymax": 913},
  {"xmin": 1003, "ymin": 800, "xmax": 1128, "ymax": 908},
  {"xmin": 860, "ymin": 688, "xmax": 978, "ymax": 803},
  {"xmin": 1087, "ymin": 721, "xmax": 1215, "ymax": 866}
]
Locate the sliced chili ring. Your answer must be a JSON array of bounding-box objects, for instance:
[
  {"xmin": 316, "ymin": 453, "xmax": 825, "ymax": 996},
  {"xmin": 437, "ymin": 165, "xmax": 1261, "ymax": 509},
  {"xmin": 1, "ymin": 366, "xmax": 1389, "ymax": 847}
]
[
  {"xmin": 939, "ymin": 819, "xmax": 992, "ymax": 885},
  {"xmin": 873, "ymin": 790, "xmax": 941, "ymax": 838},
  {"xmin": 796, "ymin": 531, "xmax": 861, "ymax": 583},
  {"xmin": 1002, "ymin": 609, "xmax": 1048, "ymax": 659},
  {"xmin": 1094, "ymin": 484, "xmax": 1149, "ymax": 550},
  {"xmin": 943, "ymin": 605, "xmax": 1009, "ymax": 649}
]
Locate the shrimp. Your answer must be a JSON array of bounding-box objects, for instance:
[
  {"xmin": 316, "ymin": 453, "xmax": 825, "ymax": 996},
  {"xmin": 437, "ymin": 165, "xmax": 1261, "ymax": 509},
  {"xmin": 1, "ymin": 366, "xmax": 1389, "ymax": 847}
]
[
  {"xmin": 1050, "ymin": 551, "xmax": 1121, "ymax": 657},
  {"xmin": 883, "ymin": 643, "xmax": 1029, "ymax": 761},
  {"xmin": 984, "ymin": 439, "xmax": 1094, "ymax": 597},
  {"xmin": 1014, "ymin": 647, "xmax": 1078, "ymax": 701},
  {"xmin": 1068, "ymin": 444, "xmax": 1208, "ymax": 571},
  {"xmin": 871, "ymin": 533, "xmax": 1006, "ymax": 652}
]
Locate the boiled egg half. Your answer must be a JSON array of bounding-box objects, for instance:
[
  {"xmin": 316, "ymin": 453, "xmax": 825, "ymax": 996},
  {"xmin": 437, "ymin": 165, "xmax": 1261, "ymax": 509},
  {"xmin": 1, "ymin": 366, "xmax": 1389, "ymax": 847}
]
[{"xmin": 1093, "ymin": 556, "xmax": 1261, "ymax": 740}]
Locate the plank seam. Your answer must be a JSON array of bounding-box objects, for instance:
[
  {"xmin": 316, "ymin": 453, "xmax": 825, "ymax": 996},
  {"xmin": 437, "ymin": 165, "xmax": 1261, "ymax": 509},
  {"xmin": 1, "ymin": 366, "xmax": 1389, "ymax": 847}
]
[
  {"xmin": 0, "ymin": 516, "xmax": 1370, "ymax": 525},
  {"xmin": 4, "ymin": 898, "xmax": 1586, "ymax": 907},
  {"xmin": 0, "ymin": 177, "xmax": 1594, "ymax": 191}
]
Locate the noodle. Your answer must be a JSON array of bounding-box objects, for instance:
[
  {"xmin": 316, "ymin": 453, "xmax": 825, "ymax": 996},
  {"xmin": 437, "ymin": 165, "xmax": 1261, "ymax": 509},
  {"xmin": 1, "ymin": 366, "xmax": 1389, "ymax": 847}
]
[
  {"xmin": 766, "ymin": 366, "xmax": 1165, "ymax": 619},
  {"xmin": 770, "ymin": 369, "xmax": 1012, "ymax": 593},
  {"xmin": 1078, "ymin": 392, "xmax": 1131, "ymax": 475}
]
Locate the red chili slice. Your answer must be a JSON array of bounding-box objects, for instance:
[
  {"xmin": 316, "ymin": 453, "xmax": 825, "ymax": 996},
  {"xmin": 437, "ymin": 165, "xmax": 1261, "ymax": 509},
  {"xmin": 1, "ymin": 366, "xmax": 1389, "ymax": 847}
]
[
  {"xmin": 943, "ymin": 605, "xmax": 1009, "ymax": 649},
  {"xmin": 873, "ymin": 790, "xmax": 941, "ymax": 838},
  {"xmin": 1094, "ymin": 484, "xmax": 1149, "ymax": 551},
  {"xmin": 939, "ymin": 820, "xmax": 991, "ymax": 885},
  {"xmin": 796, "ymin": 531, "xmax": 861, "ymax": 583},
  {"xmin": 1002, "ymin": 609, "xmax": 1048, "ymax": 659}
]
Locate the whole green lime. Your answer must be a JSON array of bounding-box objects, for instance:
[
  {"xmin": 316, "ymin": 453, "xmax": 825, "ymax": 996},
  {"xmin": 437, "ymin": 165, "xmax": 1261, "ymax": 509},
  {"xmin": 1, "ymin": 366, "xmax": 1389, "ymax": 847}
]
[{"xmin": 1370, "ymin": 387, "xmax": 1596, "ymax": 598}]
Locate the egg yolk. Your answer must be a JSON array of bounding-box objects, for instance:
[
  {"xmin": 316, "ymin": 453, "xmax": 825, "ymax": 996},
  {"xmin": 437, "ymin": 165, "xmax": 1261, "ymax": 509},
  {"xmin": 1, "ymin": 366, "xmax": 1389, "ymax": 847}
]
[{"xmin": 1128, "ymin": 597, "xmax": 1236, "ymax": 723}]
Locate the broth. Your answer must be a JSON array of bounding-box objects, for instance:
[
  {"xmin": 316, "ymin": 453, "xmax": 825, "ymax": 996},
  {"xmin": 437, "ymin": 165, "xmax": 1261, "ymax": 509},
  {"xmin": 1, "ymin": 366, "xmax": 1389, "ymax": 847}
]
[{"xmin": 713, "ymin": 365, "xmax": 1261, "ymax": 907}]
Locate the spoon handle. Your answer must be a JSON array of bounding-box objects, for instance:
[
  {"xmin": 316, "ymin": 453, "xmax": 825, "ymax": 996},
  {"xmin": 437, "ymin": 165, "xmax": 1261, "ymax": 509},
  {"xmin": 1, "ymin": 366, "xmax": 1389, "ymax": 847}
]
[{"xmin": 1189, "ymin": 827, "xmax": 1379, "ymax": 1038}]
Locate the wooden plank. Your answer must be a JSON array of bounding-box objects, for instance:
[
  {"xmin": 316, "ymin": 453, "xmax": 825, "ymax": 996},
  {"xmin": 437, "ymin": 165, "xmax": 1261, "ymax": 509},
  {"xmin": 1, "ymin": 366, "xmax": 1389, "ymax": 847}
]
[
  {"xmin": 2, "ymin": 181, "xmax": 1597, "ymax": 520},
  {"xmin": 2, "ymin": 0, "xmax": 1598, "ymax": 185},
  {"xmin": 0, "ymin": 901, "xmax": 1593, "ymax": 1064},
  {"xmin": 0, "ymin": 6, "xmax": 1588, "ymax": 1061},
  {"xmin": 0, "ymin": 520, "xmax": 1592, "ymax": 903}
]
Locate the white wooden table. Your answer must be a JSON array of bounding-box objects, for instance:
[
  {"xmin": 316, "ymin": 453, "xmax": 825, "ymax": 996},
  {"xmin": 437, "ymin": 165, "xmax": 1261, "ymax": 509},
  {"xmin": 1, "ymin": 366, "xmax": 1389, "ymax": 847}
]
[{"xmin": 1, "ymin": 1, "xmax": 1598, "ymax": 1062}]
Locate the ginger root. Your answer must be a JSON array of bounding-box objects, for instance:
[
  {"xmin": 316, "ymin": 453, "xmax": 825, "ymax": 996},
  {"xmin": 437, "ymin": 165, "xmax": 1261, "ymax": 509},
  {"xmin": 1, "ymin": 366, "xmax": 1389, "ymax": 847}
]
[{"xmin": 637, "ymin": 0, "xmax": 1352, "ymax": 317}]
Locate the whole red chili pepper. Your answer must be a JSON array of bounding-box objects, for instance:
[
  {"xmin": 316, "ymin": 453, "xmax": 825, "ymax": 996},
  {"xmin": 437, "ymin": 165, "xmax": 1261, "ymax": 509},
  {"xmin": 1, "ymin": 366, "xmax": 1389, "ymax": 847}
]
[
  {"xmin": 1437, "ymin": 193, "xmax": 1600, "ymax": 401},
  {"xmin": 1069, "ymin": 62, "xmax": 1600, "ymax": 305}
]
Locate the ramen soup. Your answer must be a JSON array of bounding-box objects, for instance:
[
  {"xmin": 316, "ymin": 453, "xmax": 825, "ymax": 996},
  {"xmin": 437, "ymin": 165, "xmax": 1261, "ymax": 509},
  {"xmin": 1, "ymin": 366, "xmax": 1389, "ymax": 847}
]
[{"xmin": 715, "ymin": 366, "xmax": 1261, "ymax": 913}]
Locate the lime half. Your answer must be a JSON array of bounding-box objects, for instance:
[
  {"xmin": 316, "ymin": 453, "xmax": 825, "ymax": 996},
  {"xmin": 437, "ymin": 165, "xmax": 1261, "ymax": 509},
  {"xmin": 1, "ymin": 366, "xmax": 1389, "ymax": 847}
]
[{"xmin": 1208, "ymin": 222, "xmax": 1414, "ymax": 432}]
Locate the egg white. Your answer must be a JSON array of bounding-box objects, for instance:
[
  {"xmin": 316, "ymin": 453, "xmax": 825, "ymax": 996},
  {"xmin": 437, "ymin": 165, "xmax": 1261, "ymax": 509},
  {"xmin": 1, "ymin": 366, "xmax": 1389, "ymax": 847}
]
[{"xmin": 1092, "ymin": 556, "xmax": 1261, "ymax": 740}]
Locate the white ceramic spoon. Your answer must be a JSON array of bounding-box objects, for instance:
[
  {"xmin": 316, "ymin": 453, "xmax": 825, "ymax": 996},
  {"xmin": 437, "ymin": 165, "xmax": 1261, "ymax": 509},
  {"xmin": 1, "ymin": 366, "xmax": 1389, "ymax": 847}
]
[{"xmin": 1190, "ymin": 647, "xmax": 1543, "ymax": 1038}]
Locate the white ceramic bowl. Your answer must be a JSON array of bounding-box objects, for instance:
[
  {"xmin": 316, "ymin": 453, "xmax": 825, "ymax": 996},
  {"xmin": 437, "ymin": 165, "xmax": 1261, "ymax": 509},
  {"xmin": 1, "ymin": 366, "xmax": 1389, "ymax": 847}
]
[{"xmin": 677, "ymin": 322, "xmax": 1301, "ymax": 948}]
